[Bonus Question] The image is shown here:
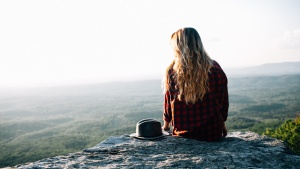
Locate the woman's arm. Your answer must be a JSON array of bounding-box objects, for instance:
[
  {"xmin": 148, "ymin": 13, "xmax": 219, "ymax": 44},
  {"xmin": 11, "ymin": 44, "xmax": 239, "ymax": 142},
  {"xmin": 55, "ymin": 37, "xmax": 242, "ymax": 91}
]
[
  {"xmin": 163, "ymin": 91, "xmax": 172, "ymax": 130},
  {"xmin": 222, "ymin": 78, "xmax": 229, "ymax": 122}
]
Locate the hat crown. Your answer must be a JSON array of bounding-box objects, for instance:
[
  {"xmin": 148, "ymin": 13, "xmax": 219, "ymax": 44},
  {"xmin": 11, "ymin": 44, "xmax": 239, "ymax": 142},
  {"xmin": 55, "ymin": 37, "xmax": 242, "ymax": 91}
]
[{"xmin": 136, "ymin": 119, "xmax": 163, "ymax": 138}]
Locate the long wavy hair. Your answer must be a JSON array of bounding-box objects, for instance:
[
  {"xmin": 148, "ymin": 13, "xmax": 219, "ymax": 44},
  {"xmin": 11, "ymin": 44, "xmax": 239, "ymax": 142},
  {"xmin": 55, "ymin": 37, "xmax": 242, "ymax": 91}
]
[{"xmin": 164, "ymin": 27, "xmax": 213, "ymax": 104}]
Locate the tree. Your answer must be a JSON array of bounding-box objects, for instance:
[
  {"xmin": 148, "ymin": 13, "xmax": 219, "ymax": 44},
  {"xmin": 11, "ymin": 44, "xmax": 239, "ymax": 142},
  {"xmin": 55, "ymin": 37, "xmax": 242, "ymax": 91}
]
[{"xmin": 264, "ymin": 114, "xmax": 300, "ymax": 154}]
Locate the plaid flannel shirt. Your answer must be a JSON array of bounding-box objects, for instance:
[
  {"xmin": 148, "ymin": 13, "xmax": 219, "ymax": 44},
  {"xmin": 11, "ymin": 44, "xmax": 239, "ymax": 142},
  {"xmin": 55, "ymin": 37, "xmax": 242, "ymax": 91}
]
[{"xmin": 164, "ymin": 61, "xmax": 229, "ymax": 141}]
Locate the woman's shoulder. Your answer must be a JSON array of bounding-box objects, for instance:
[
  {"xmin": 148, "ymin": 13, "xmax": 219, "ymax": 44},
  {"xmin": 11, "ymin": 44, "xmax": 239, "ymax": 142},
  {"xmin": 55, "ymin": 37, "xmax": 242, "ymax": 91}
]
[
  {"xmin": 212, "ymin": 60, "xmax": 221, "ymax": 69},
  {"xmin": 167, "ymin": 67, "xmax": 177, "ymax": 79},
  {"xmin": 210, "ymin": 60, "xmax": 221, "ymax": 72},
  {"xmin": 210, "ymin": 60, "xmax": 227, "ymax": 78}
]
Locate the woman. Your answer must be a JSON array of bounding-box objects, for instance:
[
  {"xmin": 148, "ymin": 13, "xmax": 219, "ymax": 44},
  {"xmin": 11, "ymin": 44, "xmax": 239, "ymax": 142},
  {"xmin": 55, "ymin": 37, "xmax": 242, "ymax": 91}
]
[{"xmin": 162, "ymin": 27, "xmax": 228, "ymax": 142}]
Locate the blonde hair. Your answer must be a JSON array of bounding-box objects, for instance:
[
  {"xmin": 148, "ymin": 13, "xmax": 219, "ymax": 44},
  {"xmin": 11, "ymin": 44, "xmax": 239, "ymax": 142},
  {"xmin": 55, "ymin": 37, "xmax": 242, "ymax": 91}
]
[{"xmin": 164, "ymin": 27, "xmax": 213, "ymax": 104}]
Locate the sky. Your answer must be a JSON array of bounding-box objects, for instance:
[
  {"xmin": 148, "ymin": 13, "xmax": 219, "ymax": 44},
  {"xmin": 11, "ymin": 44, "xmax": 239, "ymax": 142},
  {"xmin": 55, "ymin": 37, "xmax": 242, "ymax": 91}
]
[{"xmin": 0, "ymin": 0, "xmax": 300, "ymax": 87}]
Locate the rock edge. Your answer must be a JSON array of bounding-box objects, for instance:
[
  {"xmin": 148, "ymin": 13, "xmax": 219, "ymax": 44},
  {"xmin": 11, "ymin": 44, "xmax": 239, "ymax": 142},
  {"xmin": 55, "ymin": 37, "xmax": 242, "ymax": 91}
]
[{"xmin": 10, "ymin": 131, "xmax": 300, "ymax": 169}]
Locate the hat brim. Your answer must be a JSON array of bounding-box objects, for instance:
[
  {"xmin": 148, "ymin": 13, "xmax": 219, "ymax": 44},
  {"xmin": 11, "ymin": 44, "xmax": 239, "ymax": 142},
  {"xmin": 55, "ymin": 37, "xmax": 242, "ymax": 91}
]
[{"xmin": 130, "ymin": 130, "xmax": 170, "ymax": 140}]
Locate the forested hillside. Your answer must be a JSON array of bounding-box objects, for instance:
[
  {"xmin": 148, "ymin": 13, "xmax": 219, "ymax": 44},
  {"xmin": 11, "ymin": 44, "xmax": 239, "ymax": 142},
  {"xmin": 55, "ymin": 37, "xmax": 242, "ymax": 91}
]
[{"xmin": 1, "ymin": 74, "xmax": 300, "ymax": 167}]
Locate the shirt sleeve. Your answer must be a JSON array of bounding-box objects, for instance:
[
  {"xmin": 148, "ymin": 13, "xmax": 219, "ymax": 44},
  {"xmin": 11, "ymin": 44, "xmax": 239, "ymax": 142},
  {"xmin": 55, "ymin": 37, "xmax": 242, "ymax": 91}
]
[
  {"xmin": 163, "ymin": 91, "xmax": 172, "ymax": 122},
  {"xmin": 222, "ymin": 76, "xmax": 229, "ymax": 122}
]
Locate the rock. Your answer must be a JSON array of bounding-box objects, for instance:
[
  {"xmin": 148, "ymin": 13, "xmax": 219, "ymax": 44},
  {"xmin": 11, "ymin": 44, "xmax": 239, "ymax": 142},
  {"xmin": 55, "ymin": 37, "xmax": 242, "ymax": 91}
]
[{"xmin": 13, "ymin": 131, "xmax": 300, "ymax": 169}]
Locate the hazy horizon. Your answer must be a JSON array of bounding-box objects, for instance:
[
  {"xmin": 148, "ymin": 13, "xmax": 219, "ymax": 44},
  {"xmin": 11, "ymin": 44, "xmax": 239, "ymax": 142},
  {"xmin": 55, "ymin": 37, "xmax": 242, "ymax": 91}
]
[
  {"xmin": 0, "ymin": 61, "xmax": 300, "ymax": 89},
  {"xmin": 1, "ymin": 0, "xmax": 300, "ymax": 88}
]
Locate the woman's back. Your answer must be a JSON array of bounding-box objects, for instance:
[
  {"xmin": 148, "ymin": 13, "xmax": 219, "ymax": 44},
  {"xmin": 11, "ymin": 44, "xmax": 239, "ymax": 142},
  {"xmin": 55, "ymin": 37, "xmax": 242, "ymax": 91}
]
[
  {"xmin": 162, "ymin": 27, "xmax": 229, "ymax": 141},
  {"xmin": 164, "ymin": 60, "xmax": 228, "ymax": 141}
]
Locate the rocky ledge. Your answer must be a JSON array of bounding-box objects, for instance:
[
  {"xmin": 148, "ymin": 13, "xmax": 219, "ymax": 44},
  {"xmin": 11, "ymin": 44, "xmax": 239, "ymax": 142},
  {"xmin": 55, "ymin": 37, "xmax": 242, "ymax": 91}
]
[{"xmin": 12, "ymin": 131, "xmax": 300, "ymax": 169}]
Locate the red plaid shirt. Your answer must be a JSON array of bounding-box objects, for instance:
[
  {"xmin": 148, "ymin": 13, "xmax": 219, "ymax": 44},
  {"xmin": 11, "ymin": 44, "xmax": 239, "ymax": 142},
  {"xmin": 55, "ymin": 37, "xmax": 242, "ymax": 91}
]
[{"xmin": 164, "ymin": 61, "xmax": 228, "ymax": 142}]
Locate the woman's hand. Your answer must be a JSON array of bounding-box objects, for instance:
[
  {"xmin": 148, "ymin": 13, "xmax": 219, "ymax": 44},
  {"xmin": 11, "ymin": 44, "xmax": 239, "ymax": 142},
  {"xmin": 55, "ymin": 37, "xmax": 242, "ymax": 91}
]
[
  {"xmin": 222, "ymin": 124, "xmax": 227, "ymax": 137},
  {"xmin": 162, "ymin": 121, "xmax": 170, "ymax": 131}
]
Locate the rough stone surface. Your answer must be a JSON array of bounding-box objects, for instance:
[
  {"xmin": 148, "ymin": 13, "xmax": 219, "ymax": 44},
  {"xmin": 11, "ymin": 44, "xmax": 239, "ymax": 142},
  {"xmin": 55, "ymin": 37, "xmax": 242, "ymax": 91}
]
[{"xmin": 11, "ymin": 131, "xmax": 300, "ymax": 169}]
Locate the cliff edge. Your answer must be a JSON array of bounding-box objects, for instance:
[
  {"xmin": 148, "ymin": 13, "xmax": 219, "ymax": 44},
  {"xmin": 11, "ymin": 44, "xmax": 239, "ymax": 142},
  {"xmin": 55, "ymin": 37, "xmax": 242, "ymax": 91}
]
[{"xmin": 12, "ymin": 131, "xmax": 300, "ymax": 169}]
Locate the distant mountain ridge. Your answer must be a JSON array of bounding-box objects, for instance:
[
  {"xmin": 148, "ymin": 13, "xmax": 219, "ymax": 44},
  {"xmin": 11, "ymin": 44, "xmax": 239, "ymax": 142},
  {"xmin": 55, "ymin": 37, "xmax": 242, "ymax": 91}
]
[{"xmin": 225, "ymin": 62, "xmax": 300, "ymax": 77}]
